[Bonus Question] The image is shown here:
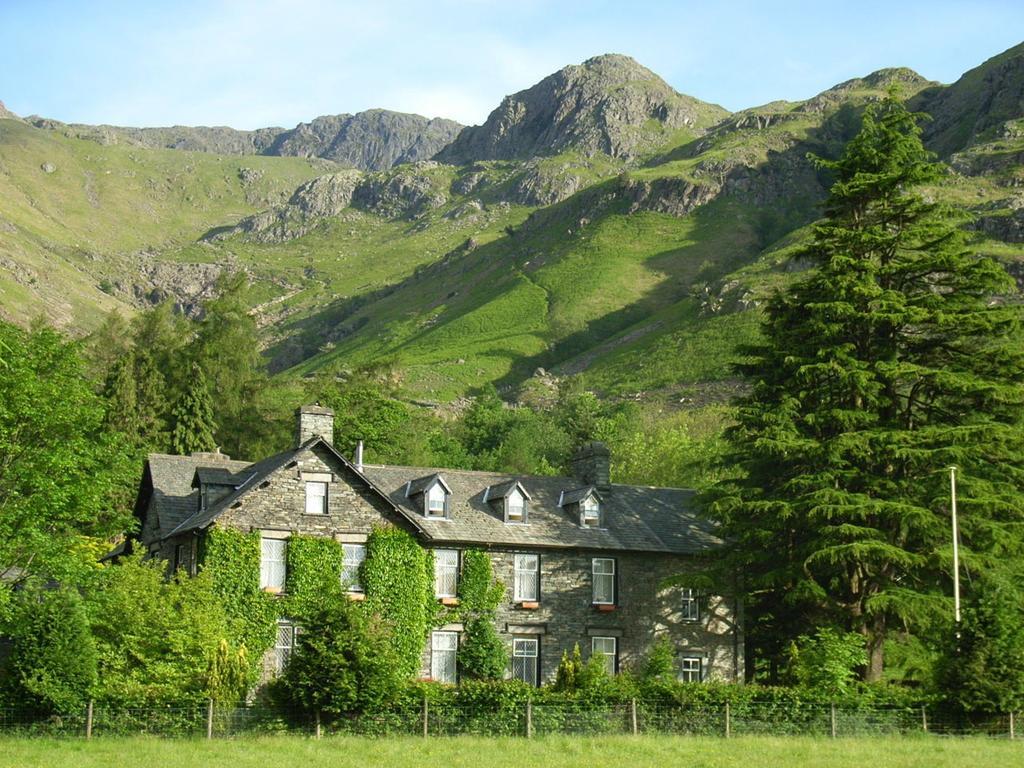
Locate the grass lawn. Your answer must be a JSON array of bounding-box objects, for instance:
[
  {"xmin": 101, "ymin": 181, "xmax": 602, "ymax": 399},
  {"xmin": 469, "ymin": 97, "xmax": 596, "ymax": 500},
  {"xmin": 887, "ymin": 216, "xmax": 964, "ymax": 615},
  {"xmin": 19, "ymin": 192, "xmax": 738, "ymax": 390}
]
[{"xmin": 0, "ymin": 735, "xmax": 1020, "ymax": 768}]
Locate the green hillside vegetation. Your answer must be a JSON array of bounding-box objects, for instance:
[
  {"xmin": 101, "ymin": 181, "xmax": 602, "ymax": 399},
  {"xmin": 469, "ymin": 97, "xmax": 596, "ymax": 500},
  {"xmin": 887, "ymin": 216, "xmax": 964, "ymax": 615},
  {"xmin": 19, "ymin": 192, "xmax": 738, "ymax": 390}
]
[{"xmin": 2, "ymin": 47, "xmax": 1024, "ymax": 408}]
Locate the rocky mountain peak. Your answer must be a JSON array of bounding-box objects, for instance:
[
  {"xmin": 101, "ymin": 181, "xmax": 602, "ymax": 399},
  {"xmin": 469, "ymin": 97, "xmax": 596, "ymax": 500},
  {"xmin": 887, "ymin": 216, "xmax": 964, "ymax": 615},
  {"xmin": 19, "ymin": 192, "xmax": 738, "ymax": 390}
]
[
  {"xmin": 0, "ymin": 100, "xmax": 20, "ymax": 121},
  {"xmin": 435, "ymin": 54, "xmax": 729, "ymax": 164},
  {"xmin": 797, "ymin": 67, "xmax": 934, "ymax": 113}
]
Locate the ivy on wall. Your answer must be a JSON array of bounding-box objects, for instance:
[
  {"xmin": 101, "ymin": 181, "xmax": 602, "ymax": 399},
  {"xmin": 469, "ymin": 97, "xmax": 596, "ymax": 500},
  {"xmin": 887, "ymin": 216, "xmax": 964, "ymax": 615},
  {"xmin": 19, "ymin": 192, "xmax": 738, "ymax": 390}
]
[
  {"xmin": 199, "ymin": 527, "xmax": 277, "ymax": 684},
  {"xmin": 285, "ymin": 534, "xmax": 344, "ymax": 619},
  {"xmin": 363, "ymin": 525, "xmax": 436, "ymax": 678},
  {"xmin": 456, "ymin": 549, "xmax": 507, "ymax": 680}
]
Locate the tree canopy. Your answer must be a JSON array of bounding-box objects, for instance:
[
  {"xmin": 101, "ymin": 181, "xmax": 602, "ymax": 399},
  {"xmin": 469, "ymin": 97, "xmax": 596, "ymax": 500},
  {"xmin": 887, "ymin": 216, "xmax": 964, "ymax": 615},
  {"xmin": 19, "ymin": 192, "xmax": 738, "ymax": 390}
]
[{"xmin": 710, "ymin": 92, "xmax": 1024, "ymax": 680}]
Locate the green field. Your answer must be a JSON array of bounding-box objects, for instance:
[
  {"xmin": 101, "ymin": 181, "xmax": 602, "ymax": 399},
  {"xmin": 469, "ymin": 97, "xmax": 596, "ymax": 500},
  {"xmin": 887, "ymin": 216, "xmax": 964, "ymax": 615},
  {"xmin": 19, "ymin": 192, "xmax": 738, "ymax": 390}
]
[{"xmin": 0, "ymin": 735, "xmax": 1020, "ymax": 768}]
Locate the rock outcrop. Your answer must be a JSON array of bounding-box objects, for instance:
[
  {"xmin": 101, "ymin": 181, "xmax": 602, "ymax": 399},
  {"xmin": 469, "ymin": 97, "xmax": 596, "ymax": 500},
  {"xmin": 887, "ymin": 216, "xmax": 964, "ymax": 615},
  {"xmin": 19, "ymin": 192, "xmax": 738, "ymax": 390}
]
[
  {"xmin": 435, "ymin": 54, "xmax": 728, "ymax": 164},
  {"xmin": 28, "ymin": 109, "xmax": 463, "ymax": 172},
  {"xmin": 268, "ymin": 109, "xmax": 462, "ymax": 170}
]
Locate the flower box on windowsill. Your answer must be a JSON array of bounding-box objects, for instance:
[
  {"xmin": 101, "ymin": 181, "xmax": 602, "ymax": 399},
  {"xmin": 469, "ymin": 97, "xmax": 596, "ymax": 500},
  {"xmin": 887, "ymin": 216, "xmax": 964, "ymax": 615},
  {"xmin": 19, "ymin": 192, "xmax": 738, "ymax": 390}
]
[
  {"xmin": 518, "ymin": 601, "xmax": 540, "ymax": 610},
  {"xmin": 595, "ymin": 603, "xmax": 616, "ymax": 612},
  {"xmin": 440, "ymin": 596, "xmax": 459, "ymax": 607},
  {"xmin": 347, "ymin": 591, "xmax": 366, "ymax": 602}
]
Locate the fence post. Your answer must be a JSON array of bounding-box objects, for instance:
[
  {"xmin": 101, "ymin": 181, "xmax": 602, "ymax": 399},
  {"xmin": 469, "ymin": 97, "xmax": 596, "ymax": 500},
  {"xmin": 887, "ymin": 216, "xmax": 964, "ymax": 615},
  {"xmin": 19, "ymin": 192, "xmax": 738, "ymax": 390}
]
[
  {"xmin": 206, "ymin": 699, "xmax": 214, "ymax": 739},
  {"xmin": 630, "ymin": 698, "xmax": 638, "ymax": 735},
  {"xmin": 422, "ymin": 695, "xmax": 428, "ymax": 738},
  {"xmin": 85, "ymin": 700, "xmax": 94, "ymax": 740},
  {"xmin": 315, "ymin": 709, "xmax": 322, "ymax": 740},
  {"xmin": 921, "ymin": 705, "xmax": 928, "ymax": 733},
  {"xmin": 526, "ymin": 698, "xmax": 533, "ymax": 739},
  {"xmin": 830, "ymin": 703, "xmax": 837, "ymax": 739},
  {"xmin": 725, "ymin": 701, "xmax": 731, "ymax": 739},
  {"xmin": 1010, "ymin": 711, "xmax": 1015, "ymax": 740}
]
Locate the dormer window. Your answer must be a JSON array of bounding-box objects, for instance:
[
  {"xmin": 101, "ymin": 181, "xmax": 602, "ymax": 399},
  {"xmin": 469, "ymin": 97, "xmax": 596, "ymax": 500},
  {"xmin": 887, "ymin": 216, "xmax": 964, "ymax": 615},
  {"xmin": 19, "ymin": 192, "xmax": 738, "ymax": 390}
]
[
  {"xmin": 484, "ymin": 480, "xmax": 531, "ymax": 524},
  {"xmin": 581, "ymin": 496, "xmax": 600, "ymax": 527},
  {"xmin": 507, "ymin": 489, "xmax": 526, "ymax": 523},
  {"xmin": 558, "ymin": 486, "xmax": 604, "ymax": 528},
  {"xmin": 405, "ymin": 474, "xmax": 452, "ymax": 519},
  {"xmin": 427, "ymin": 484, "xmax": 447, "ymax": 518}
]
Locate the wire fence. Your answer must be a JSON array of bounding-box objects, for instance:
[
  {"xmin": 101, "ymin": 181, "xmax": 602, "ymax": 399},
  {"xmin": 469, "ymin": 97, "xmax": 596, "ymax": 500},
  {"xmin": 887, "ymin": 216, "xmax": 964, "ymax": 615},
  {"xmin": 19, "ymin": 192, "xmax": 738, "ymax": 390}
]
[{"xmin": 0, "ymin": 701, "xmax": 1021, "ymax": 740}]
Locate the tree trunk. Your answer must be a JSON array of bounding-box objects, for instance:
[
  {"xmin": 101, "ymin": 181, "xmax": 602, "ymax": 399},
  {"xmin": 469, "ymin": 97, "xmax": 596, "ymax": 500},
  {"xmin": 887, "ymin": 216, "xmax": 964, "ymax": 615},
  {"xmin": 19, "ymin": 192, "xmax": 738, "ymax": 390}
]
[{"xmin": 862, "ymin": 617, "xmax": 886, "ymax": 682}]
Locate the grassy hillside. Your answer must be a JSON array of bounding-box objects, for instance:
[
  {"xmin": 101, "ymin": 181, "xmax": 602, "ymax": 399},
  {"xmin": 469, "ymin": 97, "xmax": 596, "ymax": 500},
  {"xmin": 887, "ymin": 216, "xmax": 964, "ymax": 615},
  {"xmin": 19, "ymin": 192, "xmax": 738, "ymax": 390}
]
[
  {"xmin": 2, "ymin": 46, "xmax": 1023, "ymax": 408},
  {"xmin": 0, "ymin": 119, "xmax": 326, "ymax": 327}
]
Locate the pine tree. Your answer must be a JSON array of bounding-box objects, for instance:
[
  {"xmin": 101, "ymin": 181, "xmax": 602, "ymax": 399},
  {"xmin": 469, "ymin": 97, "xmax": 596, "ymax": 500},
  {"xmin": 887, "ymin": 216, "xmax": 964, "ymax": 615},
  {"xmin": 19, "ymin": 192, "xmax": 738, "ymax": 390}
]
[
  {"xmin": 170, "ymin": 363, "xmax": 218, "ymax": 455},
  {"xmin": 710, "ymin": 92, "xmax": 1024, "ymax": 681}
]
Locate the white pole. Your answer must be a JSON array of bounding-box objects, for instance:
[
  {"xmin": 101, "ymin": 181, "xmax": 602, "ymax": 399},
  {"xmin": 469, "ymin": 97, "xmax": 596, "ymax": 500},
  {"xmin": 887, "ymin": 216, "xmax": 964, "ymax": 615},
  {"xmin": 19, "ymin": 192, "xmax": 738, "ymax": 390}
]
[{"xmin": 950, "ymin": 466, "xmax": 961, "ymax": 625}]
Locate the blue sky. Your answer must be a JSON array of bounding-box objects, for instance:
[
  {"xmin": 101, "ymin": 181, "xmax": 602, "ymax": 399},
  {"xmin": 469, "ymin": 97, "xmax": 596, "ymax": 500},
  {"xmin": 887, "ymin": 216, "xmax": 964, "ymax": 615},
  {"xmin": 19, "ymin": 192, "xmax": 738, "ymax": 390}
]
[{"xmin": 1, "ymin": 0, "xmax": 1022, "ymax": 129}]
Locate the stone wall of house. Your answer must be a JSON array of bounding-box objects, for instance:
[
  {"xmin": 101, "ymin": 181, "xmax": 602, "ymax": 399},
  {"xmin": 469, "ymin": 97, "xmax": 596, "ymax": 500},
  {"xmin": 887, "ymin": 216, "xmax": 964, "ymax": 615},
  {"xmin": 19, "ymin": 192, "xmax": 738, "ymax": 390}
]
[
  {"xmin": 473, "ymin": 548, "xmax": 742, "ymax": 683},
  {"xmin": 215, "ymin": 444, "xmax": 403, "ymax": 536}
]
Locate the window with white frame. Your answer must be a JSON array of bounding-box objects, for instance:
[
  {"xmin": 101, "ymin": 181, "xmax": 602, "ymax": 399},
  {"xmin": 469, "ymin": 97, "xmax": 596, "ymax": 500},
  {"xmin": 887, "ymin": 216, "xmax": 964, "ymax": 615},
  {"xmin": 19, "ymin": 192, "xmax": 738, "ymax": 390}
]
[
  {"xmin": 341, "ymin": 543, "xmax": 366, "ymax": 592},
  {"xmin": 591, "ymin": 636, "xmax": 617, "ymax": 675},
  {"xmin": 434, "ymin": 549, "xmax": 459, "ymax": 598},
  {"xmin": 679, "ymin": 656, "xmax": 702, "ymax": 683},
  {"xmin": 681, "ymin": 588, "xmax": 700, "ymax": 621},
  {"xmin": 304, "ymin": 481, "xmax": 328, "ymax": 515},
  {"xmin": 581, "ymin": 496, "xmax": 601, "ymax": 527},
  {"xmin": 260, "ymin": 538, "xmax": 287, "ymax": 591},
  {"xmin": 506, "ymin": 489, "xmax": 526, "ymax": 523},
  {"xmin": 592, "ymin": 558, "xmax": 615, "ymax": 605},
  {"xmin": 512, "ymin": 637, "xmax": 539, "ymax": 686},
  {"xmin": 513, "ymin": 553, "xmax": 539, "ymax": 602},
  {"xmin": 274, "ymin": 620, "xmax": 295, "ymax": 674},
  {"xmin": 431, "ymin": 631, "xmax": 458, "ymax": 684},
  {"xmin": 427, "ymin": 483, "xmax": 447, "ymax": 517}
]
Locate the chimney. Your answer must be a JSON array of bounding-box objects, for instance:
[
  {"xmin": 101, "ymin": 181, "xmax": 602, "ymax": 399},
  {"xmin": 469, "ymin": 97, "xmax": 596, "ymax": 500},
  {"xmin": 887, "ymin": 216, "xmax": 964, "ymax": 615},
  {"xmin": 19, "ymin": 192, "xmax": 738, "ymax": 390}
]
[
  {"xmin": 570, "ymin": 441, "xmax": 611, "ymax": 491},
  {"xmin": 295, "ymin": 404, "xmax": 334, "ymax": 447},
  {"xmin": 355, "ymin": 440, "xmax": 364, "ymax": 472}
]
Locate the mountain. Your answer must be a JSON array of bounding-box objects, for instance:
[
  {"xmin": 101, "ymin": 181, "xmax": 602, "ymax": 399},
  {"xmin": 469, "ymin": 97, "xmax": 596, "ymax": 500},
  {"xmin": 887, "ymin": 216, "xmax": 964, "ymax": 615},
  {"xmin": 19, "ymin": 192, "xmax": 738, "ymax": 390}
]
[
  {"xmin": 26, "ymin": 109, "xmax": 462, "ymax": 172},
  {"xmin": 2, "ymin": 45, "xmax": 1023, "ymax": 408},
  {"xmin": 435, "ymin": 54, "xmax": 727, "ymax": 164},
  {"xmin": 913, "ymin": 41, "xmax": 1024, "ymax": 157},
  {"xmin": 268, "ymin": 110, "xmax": 462, "ymax": 170}
]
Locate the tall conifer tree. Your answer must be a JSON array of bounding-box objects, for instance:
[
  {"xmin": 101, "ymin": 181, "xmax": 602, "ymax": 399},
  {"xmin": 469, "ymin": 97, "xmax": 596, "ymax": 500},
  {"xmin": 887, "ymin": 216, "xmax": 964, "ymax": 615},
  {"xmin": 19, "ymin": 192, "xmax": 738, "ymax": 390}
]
[
  {"xmin": 711, "ymin": 92, "xmax": 1024, "ymax": 680},
  {"xmin": 170, "ymin": 363, "xmax": 218, "ymax": 455}
]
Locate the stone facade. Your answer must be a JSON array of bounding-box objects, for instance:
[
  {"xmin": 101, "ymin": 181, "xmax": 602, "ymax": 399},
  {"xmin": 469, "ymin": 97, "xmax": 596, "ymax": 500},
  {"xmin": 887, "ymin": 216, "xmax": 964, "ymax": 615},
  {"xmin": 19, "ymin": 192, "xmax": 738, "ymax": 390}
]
[{"xmin": 137, "ymin": 410, "xmax": 744, "ymax": 687}]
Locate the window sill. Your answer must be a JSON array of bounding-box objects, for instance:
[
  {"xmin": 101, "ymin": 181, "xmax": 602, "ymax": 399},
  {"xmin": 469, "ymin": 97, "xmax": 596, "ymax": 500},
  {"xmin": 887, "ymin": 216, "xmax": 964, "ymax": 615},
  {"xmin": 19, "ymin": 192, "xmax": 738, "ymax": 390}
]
[
  {"xmin": 517, "ymin": 601, "xmax": 540, "ymax": 610},
  {"xmin": 262, "ymin": 586, "xmax": 284, "ymax": 595},
  {"xmin": 594, "ymin": 603, "xmax": 617, "ymax": 612},
  {"xmin": 347, "ymin": 592, "xmax": 366, "ymax": 602},
  {"xmin": 440, "ymin": 596, "xmax": 459, "ymax": 607}
]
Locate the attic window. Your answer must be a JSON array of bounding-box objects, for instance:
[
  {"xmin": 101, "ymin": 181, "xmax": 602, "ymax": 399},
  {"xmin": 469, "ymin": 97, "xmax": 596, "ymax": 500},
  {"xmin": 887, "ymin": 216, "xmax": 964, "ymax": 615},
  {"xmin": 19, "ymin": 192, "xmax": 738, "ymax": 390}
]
[
  {"xmin": 507, "ymin": 489, "xmax": 526, "ymax": 523},
  {"xmin": 427, "ymin": 483, "xmax": 447, "ymax": 518},
  {"xmin": 581, "ymin": 496, "xmax": 601, "ymax": 527}
]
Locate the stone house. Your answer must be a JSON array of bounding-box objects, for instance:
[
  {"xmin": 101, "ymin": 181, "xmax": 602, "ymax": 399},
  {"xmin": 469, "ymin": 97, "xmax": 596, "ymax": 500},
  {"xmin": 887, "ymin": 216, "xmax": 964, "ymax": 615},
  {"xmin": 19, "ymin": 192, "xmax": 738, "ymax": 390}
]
[{"xmin": 133, "ymin": 405, "xmax": 744, "ymax": 686}]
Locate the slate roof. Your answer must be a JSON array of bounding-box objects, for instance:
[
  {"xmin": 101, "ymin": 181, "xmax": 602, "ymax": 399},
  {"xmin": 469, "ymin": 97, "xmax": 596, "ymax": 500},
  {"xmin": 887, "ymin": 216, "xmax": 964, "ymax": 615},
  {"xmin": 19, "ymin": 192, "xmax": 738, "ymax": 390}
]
[
  {"xmin": 360, "ymin": 465, "xmax": 721, "ymax": 555},
  {"xmin": 143, "ymin": 440, "xmax": 722, "ymax": 555},
  {"xmin": 144, "ymin": 452, "xmax": 253, "ymax": 539}
]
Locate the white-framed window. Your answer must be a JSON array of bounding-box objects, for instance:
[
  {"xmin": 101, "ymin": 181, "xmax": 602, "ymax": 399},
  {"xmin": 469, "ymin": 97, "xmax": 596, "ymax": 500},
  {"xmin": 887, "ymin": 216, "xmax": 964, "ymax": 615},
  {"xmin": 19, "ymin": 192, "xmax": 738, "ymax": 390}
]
[
  {"xmin": 581, "ymin": 496, "xmax": 601, "ymax": 527},
  {"xmin": 431, "ymin": 631, "xmax": 458, "ymax": 684},
  {"xmin": 341, "ymin": 543, "xmax": 366, "ymax": 592},
  {"xmin": 507, "ymin": 489, "xmax": 526, "ymax": 523},
  {"xmin": 592, "ymin": 636, "xmax": 617, "ymax": 675},
  {"xmin": 427, "ymin": 483, "xmax": 447, "ymax": 517},
  {"xmin": 679, "ymin": 656, "xmax": 703, "ymax": 683},
  {"xmin": 434, "ymin": 549, "xmax": 459, "ymax": 598},
  {"xmin": 513, "ymin": 553, "xmax": 539, "ymax": 602},
  {"xmin": 512, "ymin": 637, "xmax": 539, "ymax": 686},
  {"xmin": 274, "ymin": 620, "xmax": 295, "ymax": 675},
  {"xmin": 305, "ymin": 481, "xmax": 328, "ymax": 515},
  {"xmin": 592, "ymin": 557, "xmax": 615, "ymax": 605},
  {"xmin": 681, "ymin": 588, "xmax": 700, "ymax": 621},
  {"xmin": 260, "ymin": 538, "xmax": 287, "ymax": 591}
]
